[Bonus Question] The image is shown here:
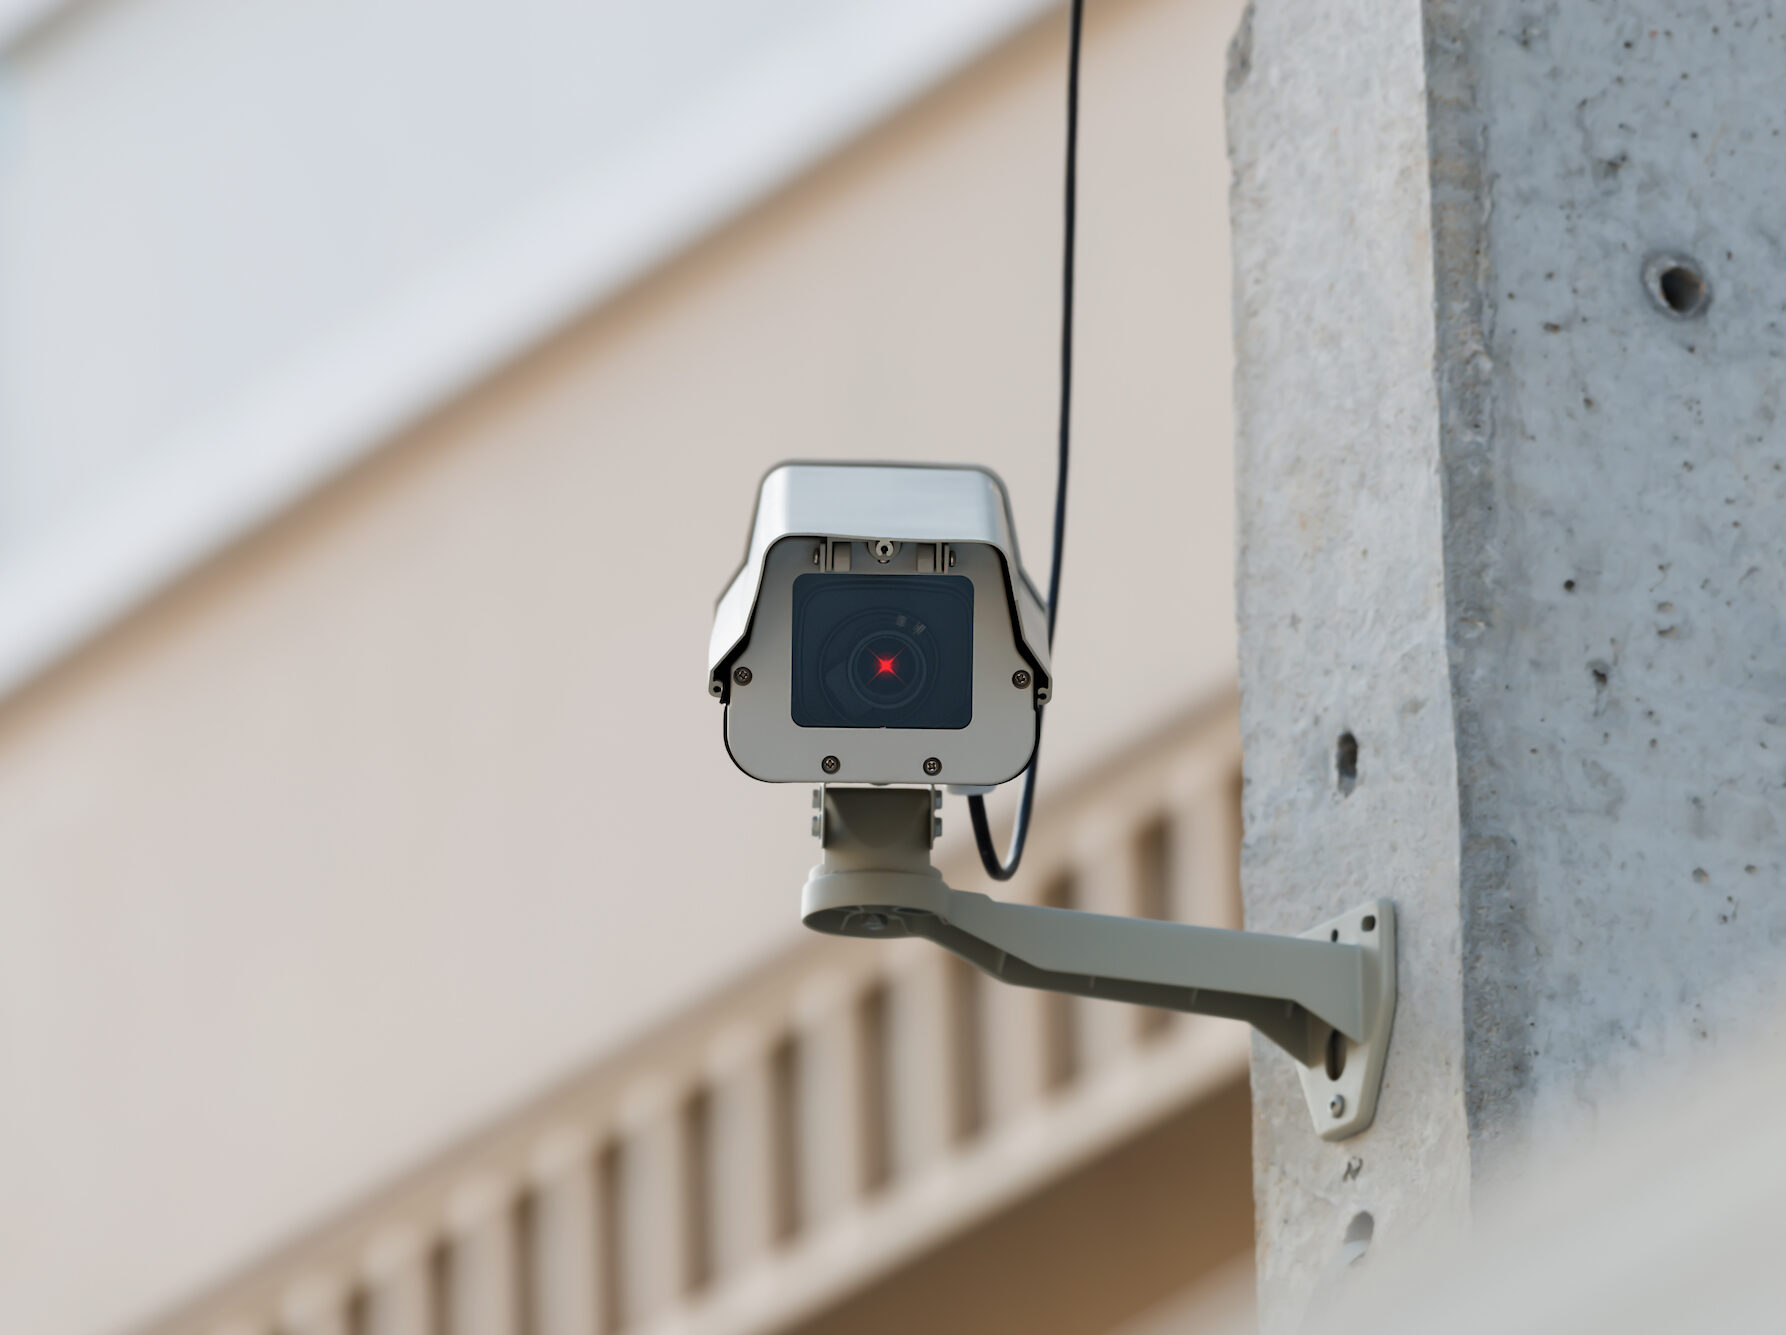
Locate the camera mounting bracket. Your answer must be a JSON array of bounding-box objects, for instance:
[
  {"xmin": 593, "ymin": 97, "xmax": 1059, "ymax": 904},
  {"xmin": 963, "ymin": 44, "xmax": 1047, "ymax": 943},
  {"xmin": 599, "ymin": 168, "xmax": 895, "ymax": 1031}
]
[{"xmin": 802, "ymin": 786, "xmax": 1395, "ymax": 1141}]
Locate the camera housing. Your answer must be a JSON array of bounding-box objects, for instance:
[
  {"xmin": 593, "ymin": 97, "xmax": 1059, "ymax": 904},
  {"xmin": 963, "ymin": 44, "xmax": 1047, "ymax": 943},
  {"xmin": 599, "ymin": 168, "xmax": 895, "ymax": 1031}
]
[{"xmin": 710, "ymin": 462, "xmax": 1051, "ymax": 785}]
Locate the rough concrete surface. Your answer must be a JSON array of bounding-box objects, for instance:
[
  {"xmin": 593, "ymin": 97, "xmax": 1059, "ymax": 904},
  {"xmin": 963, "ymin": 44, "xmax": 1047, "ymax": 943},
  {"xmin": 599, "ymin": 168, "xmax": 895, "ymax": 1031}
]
[
  {"xmin": 1228, "ymin": 0, "xmax": 1786, "ymax": 1328},
  {"xmin": 1430, "ymin": 0, "xmax": 1786, "ymax": 1175}
]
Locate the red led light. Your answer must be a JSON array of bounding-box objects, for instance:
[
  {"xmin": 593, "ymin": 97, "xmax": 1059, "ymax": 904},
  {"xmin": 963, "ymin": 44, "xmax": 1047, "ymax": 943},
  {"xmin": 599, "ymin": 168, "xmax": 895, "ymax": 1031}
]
[{"xmin": 873, "ymin": 653, "xmax": 901, "ymax": 679}]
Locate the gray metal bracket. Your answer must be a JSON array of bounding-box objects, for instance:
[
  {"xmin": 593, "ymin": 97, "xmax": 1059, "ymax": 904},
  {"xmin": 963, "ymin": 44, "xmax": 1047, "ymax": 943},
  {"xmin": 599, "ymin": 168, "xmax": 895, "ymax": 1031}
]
[{"xmin": 801, "ymin": 786, "xmax": 1396, "ymax": 1141}]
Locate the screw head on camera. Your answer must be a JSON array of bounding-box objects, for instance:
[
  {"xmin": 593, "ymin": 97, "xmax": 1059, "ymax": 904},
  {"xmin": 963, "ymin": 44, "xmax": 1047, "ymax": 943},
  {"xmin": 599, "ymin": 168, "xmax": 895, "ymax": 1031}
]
[
  {"xmin": 923, "ymin": 757, "xmax": 942, "ymax": 776},
  {"xmin": 1012, "ymin": 669, "xmax": 1032, "ymax": 689},
  {"xmin": 733, "ymin": 665, "xmax": 753, "ymax": 686},
  {"xmin": 821, "ymin": 755, "xmax": 841, "ymax": 774}
]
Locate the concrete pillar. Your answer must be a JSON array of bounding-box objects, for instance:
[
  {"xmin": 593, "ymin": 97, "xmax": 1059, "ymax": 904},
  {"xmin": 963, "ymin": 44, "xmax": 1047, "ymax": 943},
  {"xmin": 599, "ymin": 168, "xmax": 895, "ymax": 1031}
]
[{"xmin": 1226, "ymin": 1, "xmax": 1786, "ymax": 1328}]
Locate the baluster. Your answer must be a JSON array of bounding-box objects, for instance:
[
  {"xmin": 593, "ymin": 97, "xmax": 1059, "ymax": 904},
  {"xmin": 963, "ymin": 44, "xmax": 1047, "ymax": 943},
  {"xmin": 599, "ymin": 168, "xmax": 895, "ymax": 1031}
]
[
  {"xmin": 615, "ymin": 1080, "xmax": 689, "ymax": 1328},
  {"xmin": 1128, "ymin": 810, "xmax": 1181, "ymax": 1040},
  {"xmin": 528, "ymin": 1127, "xmax": 601, "ymax": 1335},
  {"xmin": 883, "ymin": 950, "xmax": 953, "ymax": 1181},
  {"xmin": 206, "ymin": 1318, "xmax": 271, "ymax": 1335},
  {"xmin": 360, "ymin": 1225, "xmax": 432, "ymax": 1335},
  {"xmin": 278, "ymin": 1274, "xmax": 350, "ymax": 1335},
  {"xmin": 792, "ymin": 974, "xmax": 866, "ymax": 1228},
  {"xmin": 1169, "ymin": 756, "xmax": 1244, "ymax": 930},
  {"xmin": 705, "ymin": 1024, "xmax": 775, "ymax": 1281},
  {"xmin": 1072, "ymin": 817, "xmax": 1146, "ymax": 1072},
  {"xmin": 942, "ymin": 956, "xmax": 988, "ymax": 1143},
  {"xmin": 1035, "ymin": 873, "xmax": 1081, "ymax": 1093},
  {"xmin": 446, "ymin": 1174, "xmax": 520, "ymax": 1335},
  {"xmin": 979, "ymin": 949, "xmax": 1049, "ymax": 1130}
]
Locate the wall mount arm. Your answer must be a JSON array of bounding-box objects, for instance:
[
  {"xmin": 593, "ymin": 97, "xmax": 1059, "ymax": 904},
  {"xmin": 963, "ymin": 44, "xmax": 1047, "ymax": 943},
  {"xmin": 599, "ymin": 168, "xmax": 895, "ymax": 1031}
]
[{"xmin": 801, "ymin": 786, "xmax": 1395, "ymax": 1141}]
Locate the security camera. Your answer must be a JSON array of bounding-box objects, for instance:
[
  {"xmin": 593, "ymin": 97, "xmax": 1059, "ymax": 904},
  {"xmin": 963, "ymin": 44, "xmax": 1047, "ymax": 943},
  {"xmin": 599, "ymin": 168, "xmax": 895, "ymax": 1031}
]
[
  {"xmin": 706, "ymin": 460, "xmax": 1398, "ymax": 1143},
  {"xmin": 708, "ymin": 462, "xmax": 1051, "ymax": 786}
]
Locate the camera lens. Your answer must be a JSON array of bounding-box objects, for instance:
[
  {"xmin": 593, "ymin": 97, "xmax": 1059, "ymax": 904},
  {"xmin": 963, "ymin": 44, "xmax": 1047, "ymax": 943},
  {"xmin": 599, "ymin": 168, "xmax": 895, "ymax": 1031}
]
[
  {"xmin": 791, "ymin": 574, "xmax": 974, "ymax": 730},
  {"xmin": 838, "ymin": 624, "xmax": 930, "ymax": 713}
]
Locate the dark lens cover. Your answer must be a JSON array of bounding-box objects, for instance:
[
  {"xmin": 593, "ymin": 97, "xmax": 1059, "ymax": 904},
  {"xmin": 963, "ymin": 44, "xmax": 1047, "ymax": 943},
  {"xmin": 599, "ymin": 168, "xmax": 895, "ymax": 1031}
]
[{"xmin": 791, "ymin": 574, "xmax": 974, "ymax": 729}]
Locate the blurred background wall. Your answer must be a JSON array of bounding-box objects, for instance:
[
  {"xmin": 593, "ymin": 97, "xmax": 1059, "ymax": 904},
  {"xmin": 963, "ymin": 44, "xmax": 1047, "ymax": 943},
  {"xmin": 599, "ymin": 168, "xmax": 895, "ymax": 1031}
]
[{"xmin": 0, "ymin": 1, "xmax": 1251, "ymax": 1332}]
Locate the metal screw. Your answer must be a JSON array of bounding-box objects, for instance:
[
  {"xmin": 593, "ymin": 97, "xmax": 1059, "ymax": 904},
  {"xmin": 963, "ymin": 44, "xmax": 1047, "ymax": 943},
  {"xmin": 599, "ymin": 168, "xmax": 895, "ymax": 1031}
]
[
  {"xmin": 923, "ymin": 757, "xmax": 942, "ymax": 776},
  {"xmin": 1329, "ymin": 1094, "xmax": 1346, "ymax": 1119},
  {"xmin": 1012, "ymin": 669, "xmax": 1032, "ymax": 689},
  {"xmin": 861, "ymin": 913, "xmax": 887, "ymax": 932},
  {"xmin": 821, "ymin": 755, "xmax": 840, "ymax": 774},
  {"xmin": 732, "ymin": 665, "xmax": 753, "ymax": 686}
]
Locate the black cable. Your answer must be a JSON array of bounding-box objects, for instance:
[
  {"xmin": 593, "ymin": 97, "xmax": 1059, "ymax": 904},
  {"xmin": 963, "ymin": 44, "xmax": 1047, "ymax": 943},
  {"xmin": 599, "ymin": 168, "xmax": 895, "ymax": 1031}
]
[{"xmin": 967, "ymin": 0, "xmax": 1081, "ymax": 882}]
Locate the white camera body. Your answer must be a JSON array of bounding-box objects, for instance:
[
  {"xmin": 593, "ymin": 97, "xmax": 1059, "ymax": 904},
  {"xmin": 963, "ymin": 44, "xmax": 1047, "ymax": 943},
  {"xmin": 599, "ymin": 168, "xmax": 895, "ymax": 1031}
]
[{"xmin": 709, "ymin": 462, "xmax": 1051, "ymax": 786}]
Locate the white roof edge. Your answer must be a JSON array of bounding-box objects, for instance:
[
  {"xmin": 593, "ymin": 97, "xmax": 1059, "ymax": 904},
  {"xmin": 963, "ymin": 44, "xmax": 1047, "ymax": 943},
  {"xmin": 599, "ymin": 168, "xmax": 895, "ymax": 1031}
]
[
  {"xmin": 0, "ymin": 0, "xmax": 75, "ymax": 51},
  {"xmin": 0, "ymin": 0, "xmax": 1059, "ymax": 703}
]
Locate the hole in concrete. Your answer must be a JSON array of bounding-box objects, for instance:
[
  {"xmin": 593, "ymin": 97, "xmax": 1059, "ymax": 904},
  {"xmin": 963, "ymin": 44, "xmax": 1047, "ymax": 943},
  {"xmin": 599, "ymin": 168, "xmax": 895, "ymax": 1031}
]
[
  {"xmin": 1330, "ymin": 928, "xmax": 1340, "ymax": 942},
  {"xmin": 1659, "ymin": 266, "xmax": 1706, "ymax": 313},
  {"xmin": 1644, "ymin": 252, "xmax": 1711, "ymax": 318},
  {"xmin": 1329, "ymin": 1209, "xmax": 1375, "ymax": 1272},
  {"xmin": 1325, "ymin": 1027, "xmax": 1348, "ymax": 1080},
  {"xmin": 1336, "ymin": 732, "xmax": 1359, "ymax": 795},
  {"xmin": 1362, "ymin": 914, "xmax": 1377, "ymax": 932},
  {"xmin": 1564, "ymin": 579, "xmax": 1576, "ymax": 592}
]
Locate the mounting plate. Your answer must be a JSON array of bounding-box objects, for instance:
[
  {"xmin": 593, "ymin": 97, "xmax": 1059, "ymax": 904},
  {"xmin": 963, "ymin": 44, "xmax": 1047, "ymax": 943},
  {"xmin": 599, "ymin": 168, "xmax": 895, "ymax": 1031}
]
[{"xmin": 1296, "ymin": 899, "xmax": 1396, "ymax": 1141}]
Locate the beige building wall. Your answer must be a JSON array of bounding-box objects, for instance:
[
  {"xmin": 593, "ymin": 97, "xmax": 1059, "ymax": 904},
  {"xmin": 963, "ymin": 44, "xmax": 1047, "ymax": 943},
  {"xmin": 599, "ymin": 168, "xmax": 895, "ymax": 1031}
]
[{"xmin": 0, "ymin": 1, "xmax": 1246, "ymax": 1332}]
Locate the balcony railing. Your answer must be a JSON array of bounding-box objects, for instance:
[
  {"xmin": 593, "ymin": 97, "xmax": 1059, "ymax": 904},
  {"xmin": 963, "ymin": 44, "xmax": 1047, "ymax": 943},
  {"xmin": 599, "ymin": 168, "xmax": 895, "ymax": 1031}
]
[{"xmin": 147, "ymin": 695, "xmax": 1245, "ymax": 1335}]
